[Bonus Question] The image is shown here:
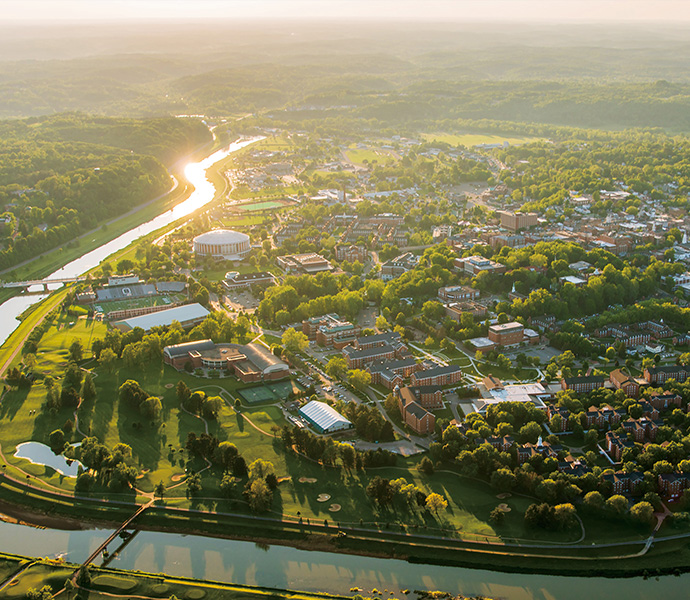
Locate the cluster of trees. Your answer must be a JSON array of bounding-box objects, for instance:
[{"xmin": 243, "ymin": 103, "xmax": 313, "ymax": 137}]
[
  {"xmin": 497, "ymin": 130, "xmax": 690, "ymax": 214},
  {"xmin": 338, "ymin": 401, "xmax": 395, "ymax": 443},
  {"xmin": 177, "ymin": 381, "xmax": 222, "ymax": 420},
  {"xmin": 68, "ymin": 437, "xmax": 139, "ymax": 492},
  {"xmin": 365, "ymin": 476, "xmax": 448, "ymax": 516},
  {"xmin": 283, "ymin": 425, "xmax": 397, "ymax": 469},
  {"xmin": 119, "ymin": 379, "xmax": 162, "ymax": 421},
  {"xmin": 257, "ymin": 271, "xmax": 380, "ymax": 326},
  {"xmin": 92, "ymin": 311, "xmax": 252, "ymax": 373}
]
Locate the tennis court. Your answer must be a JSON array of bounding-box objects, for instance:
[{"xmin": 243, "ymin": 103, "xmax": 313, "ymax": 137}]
[{"xmin": 239, "ymin": 380, "xmax": 304, "ymax": 404}]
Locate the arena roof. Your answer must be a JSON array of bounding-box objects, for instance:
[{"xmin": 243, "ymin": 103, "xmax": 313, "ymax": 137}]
[
  {"xmin": 114, "ymin": 303, "xmax": 209, "ymax": 332},
  {"xmin": 193, "ymin": 229, "xmax": 250, "ymax": 245},
  {"xmin": 299, "ymin": 400, "xmax": 352, "ymax": 433}
]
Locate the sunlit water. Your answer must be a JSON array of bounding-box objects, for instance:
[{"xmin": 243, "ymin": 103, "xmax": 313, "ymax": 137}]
[
  {"xmin": 0, "ymin": 137, "xmax": 263, "ymax": 346},
  {"xmin": 0, "ymin": 519, "xmax": 685, "ymax": 600},
  {"xmin": 13, "ymin": 441, "xmax": 82, "ymax": 477}
]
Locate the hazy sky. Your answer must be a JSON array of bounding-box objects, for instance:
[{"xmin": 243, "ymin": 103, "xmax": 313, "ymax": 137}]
[{"xmin": 4, "ymin": 0, "xmax": 690, "ymax": 23}]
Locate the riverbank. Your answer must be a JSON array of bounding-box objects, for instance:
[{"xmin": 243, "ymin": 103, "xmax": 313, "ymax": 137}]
[
  {"xmin": 0, "ymin": 469, "xmax": 688, "ymax": 581},
  {"xmin": 0, "ymin": 135, "xmax": 261, "ymax": 373},
  {"xmin": 0, "ymin": 551, "xmax": 357, "ymax": 600}
]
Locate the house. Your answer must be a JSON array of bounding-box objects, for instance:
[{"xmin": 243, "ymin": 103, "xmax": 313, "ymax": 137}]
[
  {"xmin": 649, "ymin": 393, "xmax": 682, "ymax": 411},
  {"xmin": 380, "ymin": 252, "xmax": 419, "ymax": 281},
  {"xmin": 396, "ymin": 387, "xmax": 435, "ymax": 434},
  {"xmin": 368, "ymin": 357, "xmax": 420, "ymax": 389},
  {"xmin": 586, "ymin": 405, "xmax": 625, "ymax": 429},
  {"xmin": 477, "ymin": 435, "xmax": 515, "ymax": 452},
  {"xmin": 411, "ymin": 365, "xmax": 463, "ymax": 387},
  {"xmin": 454, "ymin": 255, "xmax": 506, "ymax": 275},
  {"xmin": 658, "ymin": 473, "xmax": 690, "ymax": 498},
  {"xmin": 621, "ymin": 418, "xmax": 659, "ymax": 442},
  {"xmin": 546, "ymin": 404, "xmax": 571, "ymax": 432},
  {"xmin": 517, "ymin": 437, "xmax": 561, "ymax": 465},
  {"xmin": 602, "ymin": 471, "xmax": 645, "ymax": 495},
  {"xmin": 561, "ymin": 376, "xmax": 606, "ymax": 393},
  {"xmin": 609, "ymin": 369, "xmax": 640, "ymax": 398},
  {"xmin": 644, "ymin": 365, "xmax": 690, "ymax": 384},
  {"xmin": 605, "ymin": 432, "xmax": 634, "ymax": 462}
]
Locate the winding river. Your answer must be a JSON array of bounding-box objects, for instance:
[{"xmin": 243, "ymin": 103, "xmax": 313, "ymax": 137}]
[
  {"xmin": 0, "ymin": 136, "xmax": 262, "ymax": 346},
  {"xmin": 0, "ymin": 519, "xmax": 686, "ymax": 600}
]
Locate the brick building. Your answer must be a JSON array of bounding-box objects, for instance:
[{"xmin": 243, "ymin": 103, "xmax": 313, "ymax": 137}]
[{"xmin": 488, "ymin": 322, "xmax": 525, "ymax": 346}]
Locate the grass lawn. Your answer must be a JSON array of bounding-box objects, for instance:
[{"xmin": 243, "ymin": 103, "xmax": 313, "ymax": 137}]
[
  {"xmin": 421, "ymin": 132, "xmax": 540, "ymax": 147},
  {"xmin": 238, "ymin": 200, "xmax": 285, "ymax": 212},
  {"xmin": 345, "ymin": 146, "xmax": 396, "ymax": 166}
]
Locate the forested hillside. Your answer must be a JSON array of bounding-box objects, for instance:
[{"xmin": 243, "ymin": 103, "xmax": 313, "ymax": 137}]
[{"xmin": 0, "ymin": 114, "xmax": 211, "ymax": 270}]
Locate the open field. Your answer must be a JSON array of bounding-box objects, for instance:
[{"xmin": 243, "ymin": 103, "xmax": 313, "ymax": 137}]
[
  {"xmin": 344, "ymin": 146, "xmax": 397, "ymax": 166},
  {"xmin": 238, "ymin": 200, "xmax": 286, "ymax": 212},
  {"xmin": 421, "ymin": 132, "xmax": 540, "ymax": 147}
]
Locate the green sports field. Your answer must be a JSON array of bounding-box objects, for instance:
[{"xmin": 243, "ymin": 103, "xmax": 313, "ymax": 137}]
[
  {"xmin": 238, "ymin": 201, "xmax": 284, "ymax": 212},
  {"xmin": 239, "ymin": 380, "xmax": 304, "ymax": 404}
]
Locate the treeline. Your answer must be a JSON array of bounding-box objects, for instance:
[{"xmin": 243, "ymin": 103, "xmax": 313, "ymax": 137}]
[{"xmin": 0, "ymin": 113, "xmax": 211, "ymax": 269}]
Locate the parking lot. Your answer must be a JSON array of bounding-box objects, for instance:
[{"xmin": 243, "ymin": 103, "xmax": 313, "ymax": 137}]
[{"xmin": 224, "ymin": 289, "xmax": 260, "ymax": 313}]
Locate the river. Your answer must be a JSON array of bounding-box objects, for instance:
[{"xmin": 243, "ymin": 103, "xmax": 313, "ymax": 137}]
[
  {"xmin": 0, "ymin": 136, "xmax": 262, "ymax": 346},
  {"xmin": 0, "ymin": 519, "xmax": 684, "ymax": 600}
]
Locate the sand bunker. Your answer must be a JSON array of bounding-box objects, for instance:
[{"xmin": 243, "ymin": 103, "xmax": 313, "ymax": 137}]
[
  {"xmin": 328, "ymin": 504, "xmax": 341, "ymax": 512},
  {"xmin": 496, "ymin": 492, "xmax": 512, "ymax": 499},
  {"xmin": 171, "ymin": 474, "xmax": 186, "ymax": 482},
  {"xmin": 165, "ymin": 383, "xmax": 174, "ymax": 389},
  {"xmin": 277, "ymin": 476, "xmax": 292, "ymax": 484},
  {"xmin": 299, "ymin": 477, "xmax": 317, "ymax": 483},
  {"xmin": 317, "ymin": 493, "xmax": 331, "ymax": 502},
  {"xmin": 497, "ymin": 503, "xmax": 512, "ymax": 513}
]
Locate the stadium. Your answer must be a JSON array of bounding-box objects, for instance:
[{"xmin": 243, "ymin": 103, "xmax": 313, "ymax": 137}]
[{"xmin": 193, "ymin": 229, "xmax": 251, "ymax": 260}]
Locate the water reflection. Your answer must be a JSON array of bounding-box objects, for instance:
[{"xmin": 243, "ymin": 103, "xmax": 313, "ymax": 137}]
[
  {"xmin": 0, "ymin": 137, "xmax": 263, "ymax": 347},
  {"xmin": 0, "ymin": 519, "xmax": 685, "ymax": 600}
]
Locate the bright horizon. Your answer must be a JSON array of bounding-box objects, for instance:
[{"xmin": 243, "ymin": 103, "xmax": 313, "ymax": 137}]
[{"xmin": 3, "ymin": 0, "xmax": 690, "ymax": 24}]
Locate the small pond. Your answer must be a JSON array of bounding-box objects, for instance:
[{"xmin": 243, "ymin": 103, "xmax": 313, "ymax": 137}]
[{"xmin": 14, "ymin": 441, "xmax": 83, "ymax": 477}]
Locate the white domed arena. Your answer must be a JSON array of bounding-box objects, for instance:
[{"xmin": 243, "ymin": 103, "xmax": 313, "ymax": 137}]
[{"xmin": 193, "ymin": 229, "xmax": 251, "ymax": 260}]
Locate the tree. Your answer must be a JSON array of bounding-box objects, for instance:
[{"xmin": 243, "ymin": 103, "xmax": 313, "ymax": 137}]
[
  {"xmin": 630, "ymin": 501, "xmax": 655, "ymax": 525},
  {"xmin": 81, "ymin": 372, "xmax": 96, "ymax": 402},
  {"xmin": 69, "ymin": 339, "xmax": 83, "ymax": 362},
  {"xmin": 425, "ymin": 492, "xmax": 448, "ymax": 515},
  {"xmin": 245, "ymin": 478, "xmax": 273, "ymax": 512},
  {"xmin": 27, "ymin": 585, "xmax": 54, "ymax": 600},
  {"xmin": 605, "ymin": 494, "xmax": 629, "ymax": 516},
  {"xmin": 583, "ymin": 490, "xmax": 604, "ymax": 511},
  {"xmin": 375, "ymin": 315, "xmax": 389, "ymax": 331},
  {"xmin": 176, "ymin": 380, "xmax": 191, "ymax": 404},
  {"xmin": 99, "ymin": 347, "xmax": 118, "ymax": 372},
  {"xmin": 49, "ymin": 429, "xmax": 65, "ymax": 452},
  {"xmin": 248, "ymin": 458, "xmax": 274, "ymax": 481},
  {"xmin": 282, "ymin": 328, "xmax": 309, "ymax": 353},
  {"xmin": 490, "ymin": 468, "xmax": 516, "ymax": 492},
  {"xmin": 348, "ymin": 369, "xmax": 372, "ymax": 390},
  {"xmin": 154, "ymin": 480, "xmax": 166, "ymax": 500},
  {"xmin": 554, "ymin": 503, "xmax": 577, "ymax": 529},
  {"xmin": 366, "ymin": 476, "xmax": 394, "ymax": 505},
  {"xmin": 519, "ymin": 421, "xmax": 542, "ymax": 444},
  {"xmin": 326, "ymin": 356, "xmax": 347, "ymax": 379},
  {"xmin": 186, "ymin": 473, "xmax": 202, "ymax": 496},
  {"xmin": 418, "ymin": 456, "xmax": 435, "ymax": 475},
  {"xmin": 490, "ymin": 506, "xmax": 506, "ymax": 524}
]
